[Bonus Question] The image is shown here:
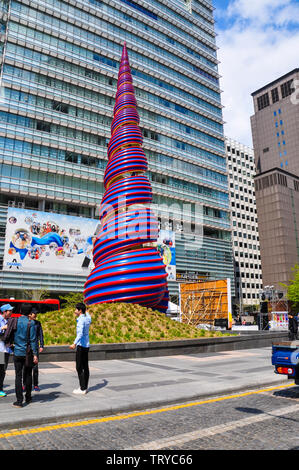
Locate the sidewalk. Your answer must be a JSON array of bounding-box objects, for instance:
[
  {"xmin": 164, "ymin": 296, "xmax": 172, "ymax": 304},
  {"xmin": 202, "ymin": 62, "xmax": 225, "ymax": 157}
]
[{"xmin": 0, "ymin": 347, "xmax": 290, "ymax": 431}]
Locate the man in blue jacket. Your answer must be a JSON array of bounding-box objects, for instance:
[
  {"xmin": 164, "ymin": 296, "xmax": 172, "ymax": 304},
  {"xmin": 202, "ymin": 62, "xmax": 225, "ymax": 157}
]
[
  {"xmin": 13, "ymin": 303, "xmax": 38, "ymax": 407},
  {"xmin": 69, "ymin": 302, "xmax": 91, "ymax": 395}
]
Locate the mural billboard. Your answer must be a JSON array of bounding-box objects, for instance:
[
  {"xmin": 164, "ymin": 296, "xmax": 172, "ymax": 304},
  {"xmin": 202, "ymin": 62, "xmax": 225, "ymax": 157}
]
[
  {"xmin": 3, "ymin": 208, "xmax": 99, "ymax": 275},
  {"xmin": 3, "ymin": 209, "xmax": 176, "ymax": 279},
  {"xmin": 156, "ymin": 229, "xmax": 176, "ymax": 281}
]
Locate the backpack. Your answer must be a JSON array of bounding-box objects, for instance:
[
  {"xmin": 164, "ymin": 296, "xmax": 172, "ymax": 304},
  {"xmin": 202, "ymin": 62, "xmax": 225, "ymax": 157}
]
[{"xmin": 3, "ymin": 317, "xmax": 18, "ymax": 348}]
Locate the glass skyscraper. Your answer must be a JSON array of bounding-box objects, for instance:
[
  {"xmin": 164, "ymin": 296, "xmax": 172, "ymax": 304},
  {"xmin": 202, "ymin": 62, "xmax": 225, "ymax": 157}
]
[{"xmin": 0, "ymin": 0, "xmax": 234, "ymax": 297}]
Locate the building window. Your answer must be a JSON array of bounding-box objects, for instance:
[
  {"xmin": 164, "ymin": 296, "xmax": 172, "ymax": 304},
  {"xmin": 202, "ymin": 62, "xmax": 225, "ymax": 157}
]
[
  {"xmin": 36, "ymin": 121, "xmax": 50, "ymax": 132},
  {"xmin": 120, "ymin": 0, "xmax": 158, "ymax": 20},
  {"xmin": 277, "ymin": 173, "xmax": 287, "ymax": 186},
  {"xmin": 271, "ymin": 88, "xmax": 279, "ymax": 103},
  {"xmin": 257, "ymin": 92, "xmax": 270, "ymax": 111},
  {"xmin": 52, "ymin": 101, "xmax": 69, "ymax": 114},
  {"xmin": 281, "ymin": 79, "xmax": 294, "ymax": 98}
]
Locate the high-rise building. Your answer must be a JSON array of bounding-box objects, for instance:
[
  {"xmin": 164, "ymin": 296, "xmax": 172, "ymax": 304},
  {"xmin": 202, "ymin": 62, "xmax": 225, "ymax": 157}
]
[
  {"xmin": 225, "ymin": 138, "xmax": 263, "ymax": 307},
  {"xmin": 251, "ymin": 69, "xmax": 299, "ymax": 291},
  {"xmin": 0, "ymin": 0, "xmax": 234, "ymax": 297}
]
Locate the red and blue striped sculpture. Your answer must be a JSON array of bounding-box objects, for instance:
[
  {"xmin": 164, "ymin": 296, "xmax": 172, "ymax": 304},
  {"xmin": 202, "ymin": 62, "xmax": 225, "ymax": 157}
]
[{"xmin": 84, "ymin": 43, "xmax": 169, "ymax": 312}]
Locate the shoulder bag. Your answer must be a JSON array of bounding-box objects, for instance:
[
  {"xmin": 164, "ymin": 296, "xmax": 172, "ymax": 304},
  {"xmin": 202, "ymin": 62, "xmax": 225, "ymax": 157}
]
[{"xmin": 25, "ymin": 320, "xmax": 34, "ymax": 368}]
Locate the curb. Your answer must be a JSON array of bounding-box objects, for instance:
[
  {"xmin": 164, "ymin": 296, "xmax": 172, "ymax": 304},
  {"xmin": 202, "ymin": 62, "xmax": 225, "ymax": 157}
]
[{"xmin": 38, "ymin": 331, "xmax": 289, "ymax": 362}]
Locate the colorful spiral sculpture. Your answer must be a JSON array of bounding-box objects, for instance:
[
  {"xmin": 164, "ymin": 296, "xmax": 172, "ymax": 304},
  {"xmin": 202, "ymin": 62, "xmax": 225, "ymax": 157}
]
[{"xmin": 84, "ymin": 43, "xmax": 169, "ymax": 312}]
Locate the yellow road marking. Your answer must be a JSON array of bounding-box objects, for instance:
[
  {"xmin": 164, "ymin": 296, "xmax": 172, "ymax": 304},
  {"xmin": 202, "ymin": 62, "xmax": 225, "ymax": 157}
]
[{"xmin": 0, "ymin": 382, "xmax": 294, "ymax": 439}]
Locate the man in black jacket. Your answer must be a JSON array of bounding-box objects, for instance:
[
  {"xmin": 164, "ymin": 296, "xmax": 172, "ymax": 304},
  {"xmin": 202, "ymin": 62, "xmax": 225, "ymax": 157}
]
[
  {"xmin": 11, "ymin": 304, "xmax": 38, "ymax": 408},
  {"xmin": 288, "ymin": 312, "xmax": 298, "ymax": 341}
]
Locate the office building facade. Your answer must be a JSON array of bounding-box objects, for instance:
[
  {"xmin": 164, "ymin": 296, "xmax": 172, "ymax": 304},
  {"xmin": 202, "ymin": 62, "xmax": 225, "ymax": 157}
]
[
  {"xmin": 226, "ymin": 138, "xmax": 263, "ymax": 307},
  {"xmin": 0, "ymin": 0, "xmax": 234, "ymax": 296},
  {"xmin": 251, "ymin": 69, "xmax": 299, "ymax": 291}
]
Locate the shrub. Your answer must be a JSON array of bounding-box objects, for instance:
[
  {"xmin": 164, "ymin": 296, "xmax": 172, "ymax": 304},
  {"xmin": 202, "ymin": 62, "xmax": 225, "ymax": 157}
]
[{"xmin": 39, "ymin": 302, "xmax": 234, "ymax": 345}]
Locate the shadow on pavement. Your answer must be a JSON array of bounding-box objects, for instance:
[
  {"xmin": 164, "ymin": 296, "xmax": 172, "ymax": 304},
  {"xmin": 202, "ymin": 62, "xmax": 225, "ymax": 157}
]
[
  {"xmin": 88, "ymin": 379, "xmax": 108, "ymax": 392},
  {"xmin": 31, "ymin": 392, "xmax": 65, "ymax": 403},
  {"xmin": 235, "ymin": 407, "xmax": 263, "ymax": 414},
  {"xmin": 273, "ymin": 387, "xmax": 299, "ymax": 399},
  {"xmin": 38, "ymin": 382, "xmax": 61, "ymax": 390}
]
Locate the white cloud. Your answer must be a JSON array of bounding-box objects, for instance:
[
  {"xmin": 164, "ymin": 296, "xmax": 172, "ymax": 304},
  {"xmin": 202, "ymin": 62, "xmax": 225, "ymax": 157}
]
[
  {"xmin": 275, "ymin": 4, "xmax": 299, "ymax": 26},
  {"xmin": 216, "ymin": 0, "xmax": 299, "ymax": 147},
  {"xmin": 227, "ymin": 0, "xmax": 291, "ymax": 24}
]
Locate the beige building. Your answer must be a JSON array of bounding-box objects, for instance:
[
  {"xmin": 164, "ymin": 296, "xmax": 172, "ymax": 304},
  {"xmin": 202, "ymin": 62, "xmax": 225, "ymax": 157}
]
[
  {"xmin": 225, "ymin": 138, "xmax": 263, "ymax": 306},
  {"xmin": 251, "ymin": 69, "xmax": 299, "ymax": 291}
]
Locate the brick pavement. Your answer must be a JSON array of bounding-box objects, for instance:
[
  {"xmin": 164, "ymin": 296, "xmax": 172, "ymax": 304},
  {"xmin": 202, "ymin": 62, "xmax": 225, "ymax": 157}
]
[{"xmin": 0, "ymin": 347, "xmax": 289, "ymax": 431}]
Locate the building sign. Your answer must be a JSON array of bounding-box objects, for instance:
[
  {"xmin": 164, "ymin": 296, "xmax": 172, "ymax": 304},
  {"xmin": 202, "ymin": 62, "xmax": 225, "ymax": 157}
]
[
  {"xmin": 269, "ymin": 312, "xmax": 289, "ymax": 331},
  {"xmin": 176, "ymin": 272, "xmax": 209, "ymax": 282},
  {"xmin": 3, "ymin": 208, "xmax": 99, "ymax": 275}
]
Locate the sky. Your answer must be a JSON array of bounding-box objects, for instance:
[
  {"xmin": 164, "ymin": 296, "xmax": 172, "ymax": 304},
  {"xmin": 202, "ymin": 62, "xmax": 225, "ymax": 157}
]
[{"xmin": 212, "ymin": 0, "xmax": 299, "ymax": 147}]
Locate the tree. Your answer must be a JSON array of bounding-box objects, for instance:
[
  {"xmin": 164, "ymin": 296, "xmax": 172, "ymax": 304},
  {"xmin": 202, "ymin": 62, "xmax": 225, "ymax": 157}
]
[
  {"xmin": 59, "ymin": 292, "xmax": 84, "ymax": 308},
  {"xmin": 281, "ymin": 265, "xmax": 299, "ymax": 309},
  {"xmin": 23, "ymin": 289, "xmax": 50, "ymax": 301}
]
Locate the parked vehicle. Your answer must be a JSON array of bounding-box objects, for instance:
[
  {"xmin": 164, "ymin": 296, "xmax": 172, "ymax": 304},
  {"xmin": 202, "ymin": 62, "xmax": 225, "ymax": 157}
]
[
  {"xmin": 0, "ymin": 298, "xmax": 60, "ymax": 316},
  {"xmin": 272, "ymin": 342, "xmax": 299, "ymax": 385}
]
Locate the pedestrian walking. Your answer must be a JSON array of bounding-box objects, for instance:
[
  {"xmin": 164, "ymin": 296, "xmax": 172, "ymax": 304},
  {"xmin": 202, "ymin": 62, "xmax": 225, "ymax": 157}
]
[
  {"xmin": 69, "ymin": 302, "xmax": 91, "ymax": 395},
  {"xmin": 23, "ymin": 309, "xmax": 44, "ymax": 392},
  {"xmin": 12, "ymin": 303, "xmax": 38, "ymax": 408},
  {"xmin": 0, "ymin": 304, "xmax": 14, "ymax": 397},
  {"xmin": 288, "ymin": 311, "xmax": 298, "ymax": 341}
]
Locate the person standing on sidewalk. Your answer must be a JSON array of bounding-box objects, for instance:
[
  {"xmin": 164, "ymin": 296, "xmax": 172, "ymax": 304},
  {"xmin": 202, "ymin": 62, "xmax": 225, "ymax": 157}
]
[
  {"xmin": 288, "ymin": 311, "xmax": 298, "ymax": 341},
  {"xmin": 13, "ymin": 303, "xmax": 38, "ymax": 408},
  {"xmin": 0, "ymin": 304, "xmax": 14, "ymax": 397},
  {"xmin": 23, "ymin": 309, "xmax": 44, "ymax": 393},
  {"xmin": 69, "ymin": 302, "xmax": 91, "ymax": 395}
]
